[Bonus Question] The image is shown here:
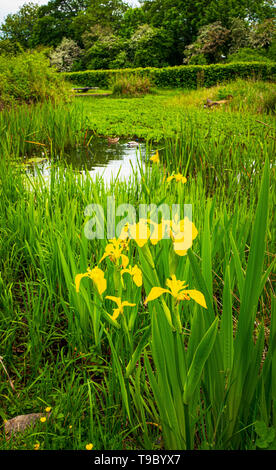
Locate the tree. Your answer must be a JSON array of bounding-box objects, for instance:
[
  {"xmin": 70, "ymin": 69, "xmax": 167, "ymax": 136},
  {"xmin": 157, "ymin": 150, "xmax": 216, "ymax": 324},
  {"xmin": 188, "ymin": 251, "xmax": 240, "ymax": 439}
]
[
  {"xmin": 226, "ymin": 47, "xmax": 272, "ymax": 63},
  {"xmin": 191, "ymin": 0, "xmax": 275, "ymax": 27},
  {"xmin": 50, "ymin": 37, "xmax": 82, "ymax": 71},
  {"xmin": 119, "ymin": 7, "xmax": 146, "ymax": 39},
  {"xmin": 184, "ymin": 22, "xmax": 230, "ymax": 64},
  {"xmin": 250, "ymin": 18, "xmax": 276, "ymax": 49},
  {"xmin": 141, "ymin": 0, "xmax": 275, "ymax": 63},
  {"xmin": 141, "ymin": 0, "xmax": 202, "ymax": 64},
  {"xmin": 81, "ymin": 25, "xmax": 129, "ymax": 69},
  {"xmin": 228, "ymin": 17, "xmax": 250, "ymax": 54},
  {"xmin": 0, "ymin": 39, "xmax": 23, "ymax": 56},
  {"xmin": 129, "ymin": 24, "xmax": 173, "ymax": 67},
  {"xmin": 267, "ymin": 37, "xmax": 276, "ymax": 60},
  {"xmin": 71, "ymin": 0, "xmax": 128, "ymax": 42},
  {"xmin": 0, "ymin": 2, "xmax": 39, "ymax": 49},
  {"xmin": 32, "ymin": 0, "xmax": 89, "ymax": 47}
]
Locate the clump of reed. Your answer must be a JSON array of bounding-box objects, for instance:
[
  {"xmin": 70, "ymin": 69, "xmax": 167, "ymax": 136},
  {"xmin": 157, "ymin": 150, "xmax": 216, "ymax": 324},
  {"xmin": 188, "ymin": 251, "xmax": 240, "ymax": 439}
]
[
  {"xmin": 111, "ymin": 73, "xmax": 152, "ymax": 97},
  {"xmin": 0, "ymin": 99, "xmax": 87, "ymax": 158}
]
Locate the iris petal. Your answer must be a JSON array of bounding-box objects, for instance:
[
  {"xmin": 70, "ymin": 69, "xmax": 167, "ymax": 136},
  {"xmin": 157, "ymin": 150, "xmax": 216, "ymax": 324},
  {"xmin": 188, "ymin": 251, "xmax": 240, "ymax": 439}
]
[{"xmin": 145, "ymin": 287, "xmax": 170, "ymax": 303}]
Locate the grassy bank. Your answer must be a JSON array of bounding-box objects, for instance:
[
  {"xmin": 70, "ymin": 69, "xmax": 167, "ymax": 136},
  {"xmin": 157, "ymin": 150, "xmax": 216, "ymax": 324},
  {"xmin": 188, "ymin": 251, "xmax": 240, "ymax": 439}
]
[
  {"xmin": 0, "ymin": 80, "xmax": 275, "ymax": 450},
  {"xmin": 79, "ymin": 81, "xmax": 276, "ymax": 140}
]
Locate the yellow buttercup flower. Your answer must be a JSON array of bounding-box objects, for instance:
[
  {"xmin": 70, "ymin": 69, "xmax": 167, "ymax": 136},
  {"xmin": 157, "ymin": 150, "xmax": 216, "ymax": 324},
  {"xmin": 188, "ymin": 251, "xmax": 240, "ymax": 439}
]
[
  {"xmin": 167, "ymin": 172, "xmax": 187, "ymax": 184},
  {"xmin": 75, "ymin": 266, "xmax": 107, "ymax": 295},
  {"xmin": 86, "ymin": 443, "xmax": 93, "ymax": 450},
  {"xmin": 45, "ymin": 406, "xmax": 51, "ymax": 413},
  {"xmin": 34, "ymin": 442, "xmax": 40, "ymax": 450},
  {"xmin": 105, "ymin": 296, "xmax": 136, "ymax": 320},
  {"xmin": 40, "ymin": 417, "xmax": 46, "ymax": 423},
  {"xmin": 150, "ymin": 150, "xmax": 160, "ymax": 164},
  {"xmin": 121, "ymin": 265, "xmax": 142, "ymax": 287},
  {"xmin": 145, "ymin": 274, "xmax": 207, "ymax": 308},
  {"xmin": 99, "ymin": 239, "xmax": 129, "ymax": 268}
]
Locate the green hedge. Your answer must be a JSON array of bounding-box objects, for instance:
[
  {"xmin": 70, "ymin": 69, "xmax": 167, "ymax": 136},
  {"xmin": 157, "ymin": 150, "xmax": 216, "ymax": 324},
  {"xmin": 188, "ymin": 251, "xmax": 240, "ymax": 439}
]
[{"xmin": 63, "ymin": 62, "xmax": 276, "ymax": 89}]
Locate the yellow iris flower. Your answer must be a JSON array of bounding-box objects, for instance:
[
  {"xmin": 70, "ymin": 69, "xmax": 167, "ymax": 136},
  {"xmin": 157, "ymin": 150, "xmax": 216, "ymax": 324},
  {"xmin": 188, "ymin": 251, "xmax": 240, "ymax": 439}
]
[
  {"xmin": 150, "ymin": 150, "xmax": 160, "ymax": 164},
  {"xmin": 118, "ymin": 223, "xmax": 130, "ymax": 241},
  {"xmin": 167, "ymin": 173, "xmax": 187, "ymax": 184},
  {"xmin": 121, "ymin": 265, "xmax": 143, "ymax": 287},
  {"xmin": 75, "ymin": 266, "xmax": 107, "ymax": 295},
  {"xmin": 99, "ymin": 238, "xmax": 129, "ymax": 268},
  {"xmin": 147, "ymin": 215, "xmax": 197, "ymax": 255},
  {"xmin": 148, "ymin": 219, "xmax": 170, "ymax": 245},
  {"xmin": 128, "ymin": 219, "xmax": 150, "ymax": 247},
  {"xmin": 170, "ymin": 215, "xmax": 198, "ymax": 256},
  {"xmin": 145, "ymin": 274, "xmax": 207, "ymax": 309},
  {"xmin": 105, "ymin": 296, "xmax": 136, "ymax": 320},
  {"xmin": 117, "ymin": 215, "xmax": 197, "ymax": 256}
]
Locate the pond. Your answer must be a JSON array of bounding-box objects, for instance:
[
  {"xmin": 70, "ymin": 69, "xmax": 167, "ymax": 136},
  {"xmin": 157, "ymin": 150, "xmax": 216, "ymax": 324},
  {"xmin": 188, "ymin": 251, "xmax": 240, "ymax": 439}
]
[{"xmin": 24, "ymin": 137, "xmax": 148, "ymax": 184}]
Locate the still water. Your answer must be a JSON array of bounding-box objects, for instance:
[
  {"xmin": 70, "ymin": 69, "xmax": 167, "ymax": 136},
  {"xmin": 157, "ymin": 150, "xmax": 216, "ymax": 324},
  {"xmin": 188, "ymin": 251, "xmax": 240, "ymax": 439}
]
[{"xmin": 25, "ymin": 137, "xmax": 147, "ymax": 184}]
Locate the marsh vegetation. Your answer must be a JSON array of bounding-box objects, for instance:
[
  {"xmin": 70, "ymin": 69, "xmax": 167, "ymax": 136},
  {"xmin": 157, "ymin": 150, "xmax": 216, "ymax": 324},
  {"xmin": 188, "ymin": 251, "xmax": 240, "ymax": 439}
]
[{"xmin": 0, "ymin": 68, "xmax": 275, "ymax": 450}]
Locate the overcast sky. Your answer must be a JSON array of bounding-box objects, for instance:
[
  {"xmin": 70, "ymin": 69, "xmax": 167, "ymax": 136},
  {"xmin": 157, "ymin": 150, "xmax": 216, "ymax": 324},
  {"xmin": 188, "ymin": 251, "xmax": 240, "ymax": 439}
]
[
  {"xmin": 0, "ymin": 0, "xmax": 46, "ymax": 24},
  {"xmin": 0, "ymin": 0, "xmax": 140, "ymax": 25}
]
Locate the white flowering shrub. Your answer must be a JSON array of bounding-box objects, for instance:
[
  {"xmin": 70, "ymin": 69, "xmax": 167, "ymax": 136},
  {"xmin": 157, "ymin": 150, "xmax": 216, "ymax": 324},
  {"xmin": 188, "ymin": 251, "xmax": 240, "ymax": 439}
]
[{"xmin": 50, "ymin": 38, "xmax": 82, "ymax": 72}]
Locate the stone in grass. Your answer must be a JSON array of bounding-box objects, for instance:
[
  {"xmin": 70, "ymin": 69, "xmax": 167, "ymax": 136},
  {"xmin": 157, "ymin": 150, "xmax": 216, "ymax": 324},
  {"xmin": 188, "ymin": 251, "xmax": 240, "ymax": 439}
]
[{"xmin": 4, "ymin": 413, "xmax": 50, "ymax": 438}]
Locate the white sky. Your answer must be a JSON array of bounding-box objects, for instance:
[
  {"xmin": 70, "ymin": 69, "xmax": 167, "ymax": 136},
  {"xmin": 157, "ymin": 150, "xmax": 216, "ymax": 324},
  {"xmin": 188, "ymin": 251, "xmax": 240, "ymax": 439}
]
[
  {"xmin": 0, "ymin": 0, "xmax": 47, "ymax": 24},
  {"xmin": 0, "ymin": 0, "xmax": 140, "ymax": 25}
]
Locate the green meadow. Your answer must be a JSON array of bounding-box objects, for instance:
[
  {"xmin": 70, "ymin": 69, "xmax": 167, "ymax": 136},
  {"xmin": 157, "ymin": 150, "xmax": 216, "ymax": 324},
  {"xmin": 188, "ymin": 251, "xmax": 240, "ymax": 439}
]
[{"xmin": 0, "ymin": 80, "xmax": 275, "ymax": 450}]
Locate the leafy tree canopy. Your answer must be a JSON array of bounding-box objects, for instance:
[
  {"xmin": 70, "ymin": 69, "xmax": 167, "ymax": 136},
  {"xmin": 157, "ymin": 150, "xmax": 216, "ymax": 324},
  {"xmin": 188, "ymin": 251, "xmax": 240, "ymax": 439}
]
[
  {"xmin": 0, "ymin": 0, "xmax": 274, "ymax": 67},
  {"xmin": 0, "ymin": 2, "xmax": 40, "ymax": 48},
  {"xmin": 71, "ymin": 0, "xmax": 128, "ymax": 42}
]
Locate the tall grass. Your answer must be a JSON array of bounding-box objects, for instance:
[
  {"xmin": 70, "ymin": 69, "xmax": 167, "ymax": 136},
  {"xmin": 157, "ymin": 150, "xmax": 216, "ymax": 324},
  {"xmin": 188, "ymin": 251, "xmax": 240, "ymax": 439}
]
[
  {"xmin": 167, "ymin": 79, "xmax": 276, "ymax": 114},
  {"xmin": 0, "ymin": 100, "xmax": 88, "ymax": 158},
  {"xmin": 111, "ymin": 74, "xmax": 152, "ymax": 97}
]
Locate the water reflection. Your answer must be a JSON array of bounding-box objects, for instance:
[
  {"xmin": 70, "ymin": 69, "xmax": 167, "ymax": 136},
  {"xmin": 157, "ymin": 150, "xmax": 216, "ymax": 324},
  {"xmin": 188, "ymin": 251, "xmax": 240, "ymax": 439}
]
[{"xmin": 26, "ymin": 137, "xmax": 147, "ymax": 184}]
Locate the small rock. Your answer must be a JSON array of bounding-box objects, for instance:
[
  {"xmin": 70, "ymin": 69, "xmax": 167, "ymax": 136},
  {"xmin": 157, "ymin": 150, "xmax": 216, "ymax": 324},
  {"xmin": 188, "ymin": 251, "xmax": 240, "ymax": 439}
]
[{"xmin": 4, "ymin": 413, "xmax": 49, "ymax": 438}]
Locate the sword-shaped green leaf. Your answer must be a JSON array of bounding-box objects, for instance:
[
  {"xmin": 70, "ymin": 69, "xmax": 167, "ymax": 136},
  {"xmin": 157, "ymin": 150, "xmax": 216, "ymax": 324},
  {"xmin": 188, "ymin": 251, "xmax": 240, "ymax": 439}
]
[{"xmin": 183, "ymin": 317, "xmax": 218, "ymax": 404}]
